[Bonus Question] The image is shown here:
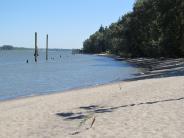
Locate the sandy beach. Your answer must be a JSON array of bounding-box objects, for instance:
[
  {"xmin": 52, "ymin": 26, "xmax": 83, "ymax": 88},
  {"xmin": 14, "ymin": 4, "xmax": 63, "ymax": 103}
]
[{"xmin": 0, "ymin": 76, "xmax": 184, "ymax": 138}]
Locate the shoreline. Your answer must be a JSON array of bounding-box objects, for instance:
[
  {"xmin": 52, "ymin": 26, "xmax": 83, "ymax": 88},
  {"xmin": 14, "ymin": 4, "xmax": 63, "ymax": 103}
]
[
  {"xmin": 1, "ymin": 54, "xmax": 184, "ymax": 137},
  {"xmin": 1, "ymin": 54, "xmax": 184, "ymax": 103},
  {"xmin": 97, "ymin": 53, "xmax": 184, "ymax": 79},
  {"xmin": 0, "ymin": 78, "xmax": 125, "ymax": 104},
  {"xmin": 0, "ymin": 76, "xmax": 184, "ymax": 137},
  {"xmin": 0, "ymin": 52, "xmax": 142, "ymax": 102},
  {"xmin": 0, "ymin": 54, "xmax": 142, "ymax": 103}
]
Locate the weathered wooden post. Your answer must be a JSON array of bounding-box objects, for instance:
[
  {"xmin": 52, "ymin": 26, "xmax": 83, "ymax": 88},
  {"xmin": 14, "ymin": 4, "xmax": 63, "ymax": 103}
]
[
  {"xmin": 34, "ymin": 32, "xmax": 39, "ymax": 62},
  {"xmin": 46, "ymin": 34, "xmax": 48, "ymax": 61}
]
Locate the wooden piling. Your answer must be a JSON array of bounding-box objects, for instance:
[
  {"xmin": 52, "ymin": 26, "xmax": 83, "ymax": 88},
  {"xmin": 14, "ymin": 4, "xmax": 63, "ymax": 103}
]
[
  {"xmin": 46, "ymin": 34, "xmax": 48, "ymax": 61},
  {"xmin": 34, "ymin": 32, "xmax": 38, "ymax": 62}
]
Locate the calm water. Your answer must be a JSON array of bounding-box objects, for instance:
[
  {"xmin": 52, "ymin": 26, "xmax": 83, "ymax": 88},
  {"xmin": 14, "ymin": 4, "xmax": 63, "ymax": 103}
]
[{"xmin": 0, "ymin": 50, "xmax": 140, "ymax": 101}]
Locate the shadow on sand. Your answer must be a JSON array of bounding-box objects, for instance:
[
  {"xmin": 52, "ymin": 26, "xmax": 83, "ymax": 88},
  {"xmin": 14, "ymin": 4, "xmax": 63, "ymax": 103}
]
[
  {"xmin": 124, "ymin": 58, "xmax": 184, "ymax": 81},
  {"xmin": 56, "ymin": 97, "xmax": 184, "ymax": 121}
]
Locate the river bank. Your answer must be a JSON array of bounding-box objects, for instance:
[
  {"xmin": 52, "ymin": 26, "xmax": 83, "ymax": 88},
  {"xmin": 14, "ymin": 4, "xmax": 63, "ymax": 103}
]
[
  {"xmin": 97, "ymin": 53, "xmax": 184, "ymax": 80},
  {"xmin": 0, "ymin": 76, "xmax": 184, "ymax": 138},
  {"xmin": 0, "ymin": 54, "xmax": 184, "ymax": 137}
]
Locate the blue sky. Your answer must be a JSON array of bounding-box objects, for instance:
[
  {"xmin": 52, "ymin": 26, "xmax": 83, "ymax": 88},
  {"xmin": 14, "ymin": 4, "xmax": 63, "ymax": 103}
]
[{"xmin": 0, "ymin": 0, "xmax": 135, "ymax": 49}]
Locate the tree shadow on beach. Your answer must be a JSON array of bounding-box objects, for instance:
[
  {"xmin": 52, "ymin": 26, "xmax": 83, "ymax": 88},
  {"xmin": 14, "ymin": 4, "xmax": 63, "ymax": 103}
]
[
  {"xmin": 56, "ymin": 104, "xmax": 113, "ymax": 121},
  {"xmin": 56, "ymin": 97, "xmax": 184, "ymax": 121}
]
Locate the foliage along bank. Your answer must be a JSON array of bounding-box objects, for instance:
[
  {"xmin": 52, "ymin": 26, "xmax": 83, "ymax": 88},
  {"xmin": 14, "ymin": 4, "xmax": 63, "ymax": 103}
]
[{"xmin": 83, "ymin": 0, "xmax": 184, "ymax": 58}]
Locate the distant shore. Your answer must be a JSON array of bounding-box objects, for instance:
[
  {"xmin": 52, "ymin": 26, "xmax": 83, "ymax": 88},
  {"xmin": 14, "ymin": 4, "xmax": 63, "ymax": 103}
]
[{"xmin": 0, "ymin": 76, "xmax": 184, "ymax": 137}]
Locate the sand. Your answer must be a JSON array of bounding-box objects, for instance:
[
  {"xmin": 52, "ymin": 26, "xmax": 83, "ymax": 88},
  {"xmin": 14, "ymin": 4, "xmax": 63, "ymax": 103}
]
[{"xmin": 0, "ymin": 76, "xmax": 184, "ymax": 138}]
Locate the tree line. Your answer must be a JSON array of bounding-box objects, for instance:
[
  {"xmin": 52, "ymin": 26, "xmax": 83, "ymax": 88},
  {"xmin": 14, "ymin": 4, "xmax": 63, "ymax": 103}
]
[{"xmin": 83, "ymin": 0, "xmax": 184, "ymax": 58}]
